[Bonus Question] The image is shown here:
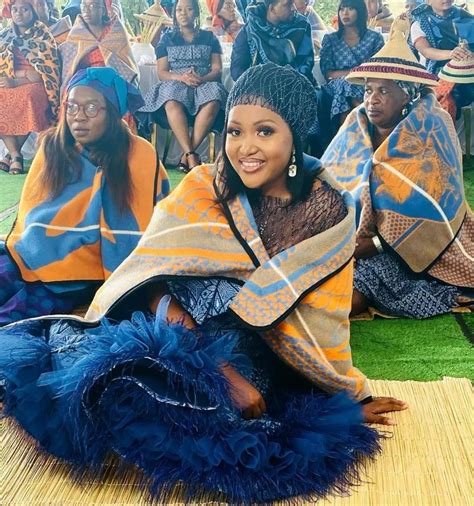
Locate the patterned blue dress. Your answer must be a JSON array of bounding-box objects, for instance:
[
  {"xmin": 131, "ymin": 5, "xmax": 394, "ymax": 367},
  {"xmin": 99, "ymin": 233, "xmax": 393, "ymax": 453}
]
[
  {"xmin": 320, "ymin": 29, "xmax": 384, "ymax": 119},
  {"xmin": 139, "ymin": 29, "xmax": 228, "ymax": 128},
  {"xmin": 354, "ymin": 253, "xmax": 462, "ymax": 319}
]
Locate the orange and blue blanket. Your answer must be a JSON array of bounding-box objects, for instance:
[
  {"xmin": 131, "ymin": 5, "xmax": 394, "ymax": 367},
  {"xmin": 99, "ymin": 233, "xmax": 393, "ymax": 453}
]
[
  {"xmin": 60, "ymin": 15, "xmax": 138, "ymax": 89},
  {"xmin": 0, "ymin": 162, "xmax": 382, "ymax": 503},
  {"xmin": 87, "ymin": 163, "xmax": 370, "ymax": 401},
  {"xmin": 6, "ymin": 134, "xmax": 169, "ymax": 285},
  {"xmin": 322, "ymin": 92, "xmax": 474, "ymax": 289}
]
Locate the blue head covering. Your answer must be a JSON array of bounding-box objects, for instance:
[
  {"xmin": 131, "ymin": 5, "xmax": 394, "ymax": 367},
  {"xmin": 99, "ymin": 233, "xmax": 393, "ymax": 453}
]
[{"xmin": 66, "ymin": 67, "xmax": 144, "ymax": 117}]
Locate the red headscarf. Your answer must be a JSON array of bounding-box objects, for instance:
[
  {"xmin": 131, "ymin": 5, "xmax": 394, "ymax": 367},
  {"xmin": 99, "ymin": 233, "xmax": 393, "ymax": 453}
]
[
  {"xmin": 206, "ymin": 0, "xmax": 224, "ymax": 29},
  {"xmin": 2, "ymin": 0, "xmax": 37, "ymax": 18}
]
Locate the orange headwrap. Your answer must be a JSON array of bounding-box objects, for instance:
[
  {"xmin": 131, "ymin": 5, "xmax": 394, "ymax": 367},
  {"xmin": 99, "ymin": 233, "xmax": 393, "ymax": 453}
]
[
  {"xmin": 2, "ymin": 0, "xmax": 37, "ymax": 18},
  {"xmin": 205, "ymin": 0, "xmax": 224, "ymax": 29}
]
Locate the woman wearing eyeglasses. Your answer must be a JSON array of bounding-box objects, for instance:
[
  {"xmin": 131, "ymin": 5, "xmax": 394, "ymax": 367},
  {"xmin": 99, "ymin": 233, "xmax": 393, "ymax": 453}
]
[
  {"xmin": 0, "ymin": 67, "xmax": 170, "ymax": 326},
  {"xmin": 60, "ymin": 0, "xmax": 138, "ymax": 92}
]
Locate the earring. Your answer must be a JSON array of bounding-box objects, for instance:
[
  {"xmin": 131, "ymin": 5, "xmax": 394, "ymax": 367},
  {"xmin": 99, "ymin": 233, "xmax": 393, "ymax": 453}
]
[
  {"xmin": 402, "ymin": 106, "xmax": 409, "ymax": 117},
  {"xmin": 288, "ymin": 149, "xmax": 297, "ymax": 178}
]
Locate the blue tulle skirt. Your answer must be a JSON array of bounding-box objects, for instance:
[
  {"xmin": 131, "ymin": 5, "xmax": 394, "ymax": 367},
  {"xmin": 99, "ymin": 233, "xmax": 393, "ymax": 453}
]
[{"xmin": 0, "ymin": 299, "xmax": 380, "ymax": 503}]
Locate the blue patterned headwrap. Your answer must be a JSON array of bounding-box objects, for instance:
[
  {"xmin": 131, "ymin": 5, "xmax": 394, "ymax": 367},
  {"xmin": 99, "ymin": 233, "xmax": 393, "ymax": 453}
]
[{"xmin": 66, "ymin": 67, "xmax": 144, "ymax": 117}]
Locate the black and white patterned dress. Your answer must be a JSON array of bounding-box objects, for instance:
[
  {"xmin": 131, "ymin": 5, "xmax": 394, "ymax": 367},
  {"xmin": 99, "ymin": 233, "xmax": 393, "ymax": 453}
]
[{"xmin": 139, "ymin": 29, "xmax": 228, "ymax": 127}]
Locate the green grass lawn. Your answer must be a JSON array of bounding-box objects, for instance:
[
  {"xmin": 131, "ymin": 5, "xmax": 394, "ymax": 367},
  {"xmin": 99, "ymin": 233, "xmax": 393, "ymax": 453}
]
[
  {"xmin": 351, "ymin": 314, "xmax": 474, "ymax": 381},
  {"xmin": 1, "ymin": 159, "xmax": 473, "ymax": 383},
  {"xmin": 0, "ymin": 172, "xmax": 27, "ymax": 235},
  {"xmin": 463, "ymin": 156, "xmax": 474, "ymax": 204}
]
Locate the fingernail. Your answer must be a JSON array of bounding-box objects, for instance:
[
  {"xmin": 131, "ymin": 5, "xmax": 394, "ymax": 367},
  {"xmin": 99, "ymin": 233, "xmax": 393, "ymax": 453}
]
[{"xmin": 387, "ymin": 419, "xmax": 396, "ymax": 425}]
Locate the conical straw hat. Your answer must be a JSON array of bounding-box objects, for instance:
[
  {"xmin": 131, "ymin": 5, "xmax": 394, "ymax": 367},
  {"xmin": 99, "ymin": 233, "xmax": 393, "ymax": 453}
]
[
  {"xmin": 134, "ymin": 0, "xmax": 172, "ymax": 24},
  {"xmin": 439, "ymin": 42, "xmax": 474, "ymax": 84},
  {"xmin": 346, "ymin": 18, "xmax": 438, "ymax": 87}
]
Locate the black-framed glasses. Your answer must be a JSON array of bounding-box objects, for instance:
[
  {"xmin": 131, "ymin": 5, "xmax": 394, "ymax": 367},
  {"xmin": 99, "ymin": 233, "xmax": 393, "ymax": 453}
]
[{"xmin": 65, "ymin": 101, "xmax": 106, "ymax": 118}]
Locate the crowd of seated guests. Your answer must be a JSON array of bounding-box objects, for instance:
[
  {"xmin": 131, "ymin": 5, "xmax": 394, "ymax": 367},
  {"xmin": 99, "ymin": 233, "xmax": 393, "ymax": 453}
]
[
  {"xmin": 0, "ymin": 0, "xmax": 60, "ymax": 175},
  {"xmin": 0, "ymin": 4, "xmax": 472, "ymax": 502},
  {"xmin": 1, "ymin": 0, "xmax": 472, "ymax": 172},
  {"xmin": 0, "ymin": 0, "xmax": 138, "ymax": 173}
]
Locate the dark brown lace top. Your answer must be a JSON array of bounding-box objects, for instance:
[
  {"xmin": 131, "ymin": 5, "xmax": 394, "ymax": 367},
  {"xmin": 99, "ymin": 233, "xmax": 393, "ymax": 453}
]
[{"xmin": 251, "ymin": 179, "xmax": 348, "ymax": 258}]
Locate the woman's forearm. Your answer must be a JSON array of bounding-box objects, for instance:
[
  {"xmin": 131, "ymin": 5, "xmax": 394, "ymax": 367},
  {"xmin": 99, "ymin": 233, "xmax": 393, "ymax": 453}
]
[
  {"xmin": 415, "ymin": 43, "xmax": 452, "ymax": 62},
  {"xmin": 327, "ymin": 70, "xmax": 350, "ymax": 80},
  {"xmin": 157, "ymin": 69, "xmax": 184, "ymax": 82}
]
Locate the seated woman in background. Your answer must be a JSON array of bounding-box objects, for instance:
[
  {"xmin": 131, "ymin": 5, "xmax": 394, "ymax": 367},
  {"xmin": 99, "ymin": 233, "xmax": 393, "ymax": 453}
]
[
  {"xmin": 320, "ymin": 0, "xmax": 383, "ymax": 134},
  {"xmin": 0, "ymin": 0, "xmax": 60, "ymax": 175},
  {"xmin": 62, "ymin": 0, "xmax": 123, "ymax": 24},
  {"xmin": 365, "ymin": 0, "xmax": 393, "ymax": 30},
  {"xmin": 411, "ymin": 0, "xmax": 473, "ymax": 121},
  {"xmin": 294, "ymin": 0, "xmax": 327, "ymax": 31},
  {"xmin": 60, "ymin": 0, "xmax": 138, "ymax": 90},
  {"xmin": 230, "ymin": 0, "xmax": 315, "ymax": 83},
  {"xmin": 400, "ymin": 0, "xmax": 424, "ymax": 22},
  {"xmin": 140, "ymin": 0, "xmax": 227, "ymax": 172},
  {"xmin": 0, "ymin": 63, "xmax": 406, "ymax": 505},
  {"xmin": 322, "ymin": 21, "xmax": 474, "ymax": 319},
  {"xmin": 34, "ymin": 0, "xmax": 71, "ymax": 42},
  {"xmin": 0, "ymin": 67, "xmax": 169, "ymax": 325},
  {"xmin": 206, "ymin": 0, "xmax": 243, "ymax": 42}
]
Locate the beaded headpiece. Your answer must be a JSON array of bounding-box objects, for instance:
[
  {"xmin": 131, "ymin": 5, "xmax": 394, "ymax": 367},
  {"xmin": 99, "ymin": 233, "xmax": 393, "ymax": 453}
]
[{"xmin": 225, "ymin": 62, "xmax": 318, "ymax": 143}]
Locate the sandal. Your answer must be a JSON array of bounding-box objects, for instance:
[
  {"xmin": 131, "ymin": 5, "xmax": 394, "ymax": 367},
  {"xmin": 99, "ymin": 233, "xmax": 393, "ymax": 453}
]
[
  {"xmin": 184, "ymin": 151, "xmax": 201, "ymax": 171},
  {"xmin": 9, "ymin": 155, "xmax": 24, "ymax": 175},
  {"xmin": 177, "ymin": 153, "xmax": 190, "ymax": 174},
  {"xmin": 0, "ymin": 153, "xmax": 11, "ymax": 173}
]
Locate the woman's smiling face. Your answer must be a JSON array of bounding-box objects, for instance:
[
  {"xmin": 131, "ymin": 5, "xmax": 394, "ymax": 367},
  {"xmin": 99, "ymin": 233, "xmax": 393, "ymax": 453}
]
[{"xmin": 225, "ymin": 104, "xmax": 293, "ymax": 199}]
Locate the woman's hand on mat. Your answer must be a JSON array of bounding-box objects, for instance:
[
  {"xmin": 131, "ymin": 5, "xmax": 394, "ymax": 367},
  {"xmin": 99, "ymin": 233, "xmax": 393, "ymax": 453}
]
[
  {"xmin": 221, "ymin": 364, "xmax": 267, "ymax": 419},
  {"xmin": 363, "ymin": 397, "xmax": 408, "ymax": 425},
  {"xmin": 355, "ymin": 237, "xmax": 378, "ymax": 259}
]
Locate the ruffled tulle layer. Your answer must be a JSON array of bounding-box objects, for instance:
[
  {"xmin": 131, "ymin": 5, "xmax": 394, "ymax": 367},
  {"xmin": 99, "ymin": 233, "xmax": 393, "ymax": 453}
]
[{"xmin": 0, "ymin": 299, "xmax": 380, "ymax": 503}]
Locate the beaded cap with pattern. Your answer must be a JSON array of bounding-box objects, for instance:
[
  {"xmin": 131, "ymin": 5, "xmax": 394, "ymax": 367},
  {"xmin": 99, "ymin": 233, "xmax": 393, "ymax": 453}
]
[{"xmin": 225, "ymin": 63, "xmax": 317, "ymax": 143}]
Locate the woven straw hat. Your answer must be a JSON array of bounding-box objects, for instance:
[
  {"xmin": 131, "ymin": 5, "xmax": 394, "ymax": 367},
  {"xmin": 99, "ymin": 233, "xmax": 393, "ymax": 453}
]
[
  {"xmin": 134, "ymin": 0, "xmax": 172, "ymax": 24},
  {"xmin": 346, "ymin": 18, "xmax": 438, "ymax": 87},
  {"xmin": 439, "ymin": 47, "xmax": 474, "ymax": 84}
]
